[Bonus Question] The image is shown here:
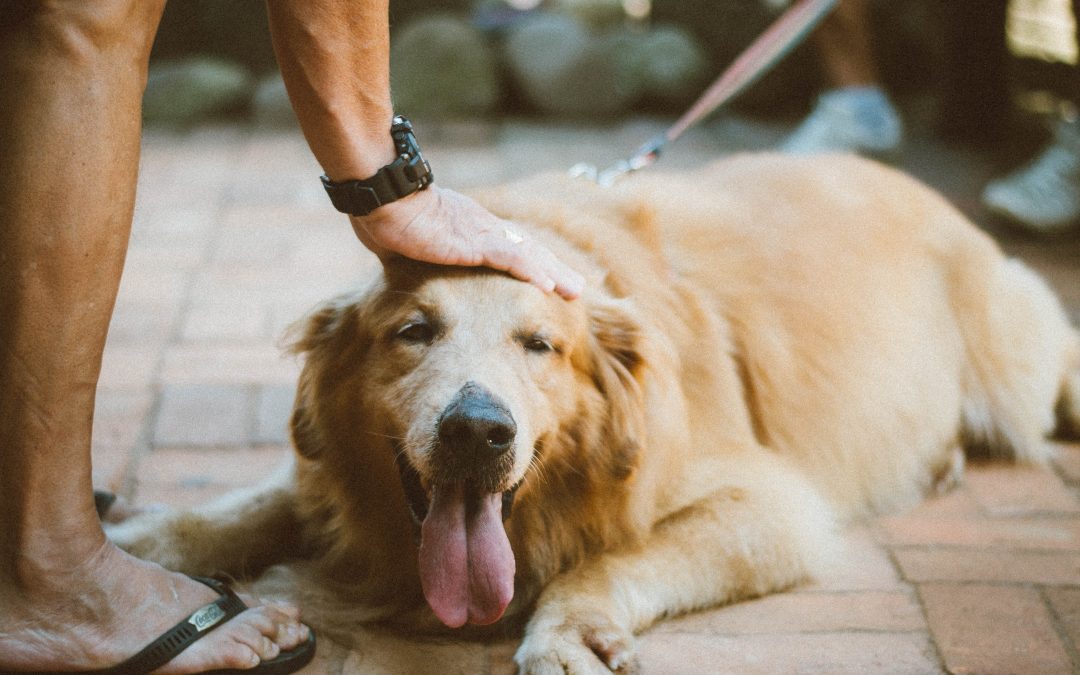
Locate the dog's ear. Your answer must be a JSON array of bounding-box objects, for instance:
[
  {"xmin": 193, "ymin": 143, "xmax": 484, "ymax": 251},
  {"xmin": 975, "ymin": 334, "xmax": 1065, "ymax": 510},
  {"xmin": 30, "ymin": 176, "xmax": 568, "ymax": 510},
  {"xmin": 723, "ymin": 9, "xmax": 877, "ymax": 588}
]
[
  {"xmin": 290, "ymin": 372, "xmax": 325, "ymax": 459},
  {"xmin": 285, "ymin": 296, "xmax": 358, "ymax": 356},
  {"xmin": 588, "ymin": 297, "xmax": 646, "ymax": 480},
  {"xmin": 284, "ymin": 297, "xmax": 363, "ymax": 459}
]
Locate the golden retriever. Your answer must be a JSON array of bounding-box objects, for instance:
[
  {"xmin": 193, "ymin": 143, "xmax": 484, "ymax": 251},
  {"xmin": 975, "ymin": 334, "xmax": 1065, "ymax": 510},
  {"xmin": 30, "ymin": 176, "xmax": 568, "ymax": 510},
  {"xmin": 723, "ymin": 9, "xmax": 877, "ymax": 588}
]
[{"xmin": 110, "ymin": 154, "xmax": 1080, "ymax": 673}]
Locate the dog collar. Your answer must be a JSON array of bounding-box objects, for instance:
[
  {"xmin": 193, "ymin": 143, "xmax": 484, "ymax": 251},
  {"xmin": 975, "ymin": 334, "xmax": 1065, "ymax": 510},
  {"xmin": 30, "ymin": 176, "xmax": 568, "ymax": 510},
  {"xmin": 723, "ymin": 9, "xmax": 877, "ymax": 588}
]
[{"xmin": 320, "ymin": 115, "xmax": 433, "ymax": 217}]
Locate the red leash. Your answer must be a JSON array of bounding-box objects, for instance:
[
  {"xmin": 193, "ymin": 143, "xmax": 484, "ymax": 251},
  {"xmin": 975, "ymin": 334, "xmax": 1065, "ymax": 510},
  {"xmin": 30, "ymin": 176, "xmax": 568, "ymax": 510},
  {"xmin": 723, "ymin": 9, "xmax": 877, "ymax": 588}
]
[{"xmin": 574, "ymin": 0, "xmax": 839, "ymax": 185}]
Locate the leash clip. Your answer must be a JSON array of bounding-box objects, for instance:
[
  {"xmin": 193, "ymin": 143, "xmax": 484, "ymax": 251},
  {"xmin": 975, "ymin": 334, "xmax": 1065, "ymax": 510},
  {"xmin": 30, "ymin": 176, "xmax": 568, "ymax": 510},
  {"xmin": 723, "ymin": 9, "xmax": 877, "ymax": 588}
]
[
  {"xmin": 567, "ymin": 0, "xmax": 838, "ymax": 188},
  {"xmin": 570, "ymin": 134, "xmax": 665, "ymax": 187}
]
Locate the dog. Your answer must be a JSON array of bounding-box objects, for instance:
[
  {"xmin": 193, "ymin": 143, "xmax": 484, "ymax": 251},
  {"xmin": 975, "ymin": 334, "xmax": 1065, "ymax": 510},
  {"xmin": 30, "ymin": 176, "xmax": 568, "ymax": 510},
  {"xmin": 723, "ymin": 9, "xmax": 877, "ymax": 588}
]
[{"xmin": 109, "ymin": 154, "xmax": 1080, "ymax": 673}]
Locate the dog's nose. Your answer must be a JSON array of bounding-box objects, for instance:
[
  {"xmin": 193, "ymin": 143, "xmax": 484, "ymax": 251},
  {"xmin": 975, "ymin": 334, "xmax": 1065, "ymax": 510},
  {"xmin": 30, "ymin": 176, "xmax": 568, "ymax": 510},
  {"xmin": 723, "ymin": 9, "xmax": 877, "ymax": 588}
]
[{"xmin": 437, "ymin": 383, "xmax": 516, "ymax": 459}]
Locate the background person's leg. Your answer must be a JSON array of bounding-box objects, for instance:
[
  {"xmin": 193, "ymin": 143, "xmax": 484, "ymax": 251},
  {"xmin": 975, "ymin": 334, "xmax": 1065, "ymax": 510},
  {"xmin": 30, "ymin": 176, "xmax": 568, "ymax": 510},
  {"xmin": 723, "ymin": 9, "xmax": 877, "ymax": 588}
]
[
  {"xmin": 812, "ymin": 0, "xmax": 879, "ymax": 88},
  {"xmin": 780, "ymin": 0, "xmax": 903, "ymax": 155},
  {"xmin": 0, "ymin": 2, "xmax": 308, "ymax": 671},
  {"xmin": 979, "ymin": 0, "xmax": 1080, "ymax": 232}
]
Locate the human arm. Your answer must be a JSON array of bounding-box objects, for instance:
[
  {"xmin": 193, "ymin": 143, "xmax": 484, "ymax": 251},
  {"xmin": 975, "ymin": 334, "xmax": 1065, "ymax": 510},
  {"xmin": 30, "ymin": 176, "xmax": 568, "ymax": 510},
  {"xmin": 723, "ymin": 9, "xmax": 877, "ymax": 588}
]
[{"xmin": 264, "ymin": 0, "xmax": 583, "ymax": 298}]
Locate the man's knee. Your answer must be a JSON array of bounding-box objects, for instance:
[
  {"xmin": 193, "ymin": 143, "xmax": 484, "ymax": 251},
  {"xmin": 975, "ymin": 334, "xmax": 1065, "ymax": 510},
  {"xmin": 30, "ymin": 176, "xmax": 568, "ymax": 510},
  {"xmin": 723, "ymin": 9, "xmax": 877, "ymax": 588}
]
[{"xmin": 4, "ymin": 0, "xmax": 166, "ymax": 64}]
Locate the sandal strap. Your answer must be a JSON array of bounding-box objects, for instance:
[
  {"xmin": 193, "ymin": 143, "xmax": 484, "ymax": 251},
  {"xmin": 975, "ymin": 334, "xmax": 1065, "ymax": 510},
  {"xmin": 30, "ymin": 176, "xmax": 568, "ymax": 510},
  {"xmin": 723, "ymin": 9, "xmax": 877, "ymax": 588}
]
[{"xmin": 85, "ymin": 576, "xmax": 249, "ymax": 675}]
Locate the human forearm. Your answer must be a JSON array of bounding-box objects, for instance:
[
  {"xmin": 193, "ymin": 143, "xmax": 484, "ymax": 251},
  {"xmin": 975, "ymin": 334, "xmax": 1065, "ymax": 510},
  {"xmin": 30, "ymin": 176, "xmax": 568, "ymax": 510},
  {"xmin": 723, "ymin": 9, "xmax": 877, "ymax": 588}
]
[
  {"xmin": 265, "ymin": 0, "xmax": 585, "ymax": 299},
  {"xmin": 266, "ymin": 0, "xmax": 396, "ymax": 180}
]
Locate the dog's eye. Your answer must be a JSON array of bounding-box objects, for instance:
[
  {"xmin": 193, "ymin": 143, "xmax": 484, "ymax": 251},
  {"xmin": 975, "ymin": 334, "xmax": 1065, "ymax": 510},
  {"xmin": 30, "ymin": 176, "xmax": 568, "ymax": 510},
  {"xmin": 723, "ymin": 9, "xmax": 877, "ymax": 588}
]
[
  {"xmin": 520, "ymin": 335, "xmax": 557, "ymax": 354},
  {"xmin": 396, "ymin": 321, "xmax": 435, "ymax": 345}
]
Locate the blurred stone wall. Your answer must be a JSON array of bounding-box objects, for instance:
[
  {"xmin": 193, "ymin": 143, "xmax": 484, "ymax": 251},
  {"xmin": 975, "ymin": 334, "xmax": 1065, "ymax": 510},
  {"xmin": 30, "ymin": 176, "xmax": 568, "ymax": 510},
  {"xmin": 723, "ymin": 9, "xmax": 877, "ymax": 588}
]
[{"xmin": 141, "ymin": 0, "xmax": 956, "ymax": 125}]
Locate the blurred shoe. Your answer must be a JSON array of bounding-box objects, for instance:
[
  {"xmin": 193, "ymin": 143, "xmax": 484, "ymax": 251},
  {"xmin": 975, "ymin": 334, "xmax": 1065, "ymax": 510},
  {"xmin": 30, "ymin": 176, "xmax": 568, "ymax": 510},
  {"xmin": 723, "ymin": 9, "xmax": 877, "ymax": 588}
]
[
  {"xmin": 780, "ymin": 86, "xmax": 903, "ymax": 157},
  {"xmin": 982, "ymin": 120, "xmax": 1080, "ymax": 233}
]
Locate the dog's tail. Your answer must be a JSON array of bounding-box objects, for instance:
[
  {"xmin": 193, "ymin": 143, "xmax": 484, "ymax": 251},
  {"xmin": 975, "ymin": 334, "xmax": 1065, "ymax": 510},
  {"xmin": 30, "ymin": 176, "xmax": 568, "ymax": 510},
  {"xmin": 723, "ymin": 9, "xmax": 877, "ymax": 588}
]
[
  {"xmin": 957, "ymin": 254, "xmax": 1076, "ymax": 462},
  {"xmin": 1059, "ymin": 335, "xmax": 1080, "ymax": 439}
]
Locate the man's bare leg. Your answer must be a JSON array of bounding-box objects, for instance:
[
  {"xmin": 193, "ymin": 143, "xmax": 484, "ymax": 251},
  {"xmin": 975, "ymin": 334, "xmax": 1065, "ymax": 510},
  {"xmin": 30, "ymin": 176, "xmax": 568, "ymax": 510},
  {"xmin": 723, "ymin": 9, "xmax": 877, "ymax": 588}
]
[{"xmin": 0, "ymin": 2, "xmax": 308, "ymax": 671}]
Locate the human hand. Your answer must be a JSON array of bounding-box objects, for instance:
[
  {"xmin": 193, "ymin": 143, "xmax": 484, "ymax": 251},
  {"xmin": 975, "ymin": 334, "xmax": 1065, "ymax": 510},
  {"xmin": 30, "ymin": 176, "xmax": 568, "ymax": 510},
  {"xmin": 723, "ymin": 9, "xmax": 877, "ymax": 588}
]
[{"xmin": 349, "ymin": 185, "xmax": 584, "ymax": 300}]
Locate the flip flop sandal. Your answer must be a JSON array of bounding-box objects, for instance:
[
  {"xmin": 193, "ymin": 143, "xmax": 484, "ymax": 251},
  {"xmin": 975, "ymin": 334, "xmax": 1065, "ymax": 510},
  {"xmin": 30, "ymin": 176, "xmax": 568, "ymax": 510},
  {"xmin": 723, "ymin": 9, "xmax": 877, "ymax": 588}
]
[{"xmin": 78, "ymin": 575, "xmax": 316, "ymax": 675}]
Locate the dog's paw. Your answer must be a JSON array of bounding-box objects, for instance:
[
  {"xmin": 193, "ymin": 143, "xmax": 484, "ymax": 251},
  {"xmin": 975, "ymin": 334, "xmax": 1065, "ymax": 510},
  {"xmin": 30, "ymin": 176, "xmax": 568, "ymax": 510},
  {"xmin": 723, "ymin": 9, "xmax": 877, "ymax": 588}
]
[{"xmin": 514, "ymin": 613, "xmax": 638, "ymax": 675}]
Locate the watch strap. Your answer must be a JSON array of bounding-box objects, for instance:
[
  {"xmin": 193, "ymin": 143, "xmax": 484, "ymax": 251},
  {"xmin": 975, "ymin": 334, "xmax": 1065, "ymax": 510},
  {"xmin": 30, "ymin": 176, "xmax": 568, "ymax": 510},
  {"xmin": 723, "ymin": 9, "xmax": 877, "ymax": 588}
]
[{"xmin": 321, "ymin": 115, "xmax": 433, "ymax": 217}]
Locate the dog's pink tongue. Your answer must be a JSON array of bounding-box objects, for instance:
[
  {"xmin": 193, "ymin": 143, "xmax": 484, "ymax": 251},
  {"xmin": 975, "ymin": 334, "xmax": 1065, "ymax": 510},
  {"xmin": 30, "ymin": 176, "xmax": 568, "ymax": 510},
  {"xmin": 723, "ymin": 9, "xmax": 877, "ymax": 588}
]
[{"xmin": 419, "ymin": 484, "xmax": 515, "ymax": 628}]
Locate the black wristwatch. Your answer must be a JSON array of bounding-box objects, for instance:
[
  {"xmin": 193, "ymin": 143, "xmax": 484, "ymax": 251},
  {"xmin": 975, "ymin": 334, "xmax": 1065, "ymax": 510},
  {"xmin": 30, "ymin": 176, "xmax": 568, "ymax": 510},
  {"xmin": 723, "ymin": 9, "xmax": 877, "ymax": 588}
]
[{"xmin": 320, "ymin": 115, "xmax": 434, "ymax": 217}]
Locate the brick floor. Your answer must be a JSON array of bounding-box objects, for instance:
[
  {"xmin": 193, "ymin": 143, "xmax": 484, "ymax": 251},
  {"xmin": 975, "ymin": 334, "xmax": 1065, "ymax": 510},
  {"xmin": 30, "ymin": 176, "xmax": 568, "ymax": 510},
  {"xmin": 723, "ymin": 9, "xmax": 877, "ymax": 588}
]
[{"xmin": 91, "ymin": 114, "xmax": 1080, "ymax": 673}]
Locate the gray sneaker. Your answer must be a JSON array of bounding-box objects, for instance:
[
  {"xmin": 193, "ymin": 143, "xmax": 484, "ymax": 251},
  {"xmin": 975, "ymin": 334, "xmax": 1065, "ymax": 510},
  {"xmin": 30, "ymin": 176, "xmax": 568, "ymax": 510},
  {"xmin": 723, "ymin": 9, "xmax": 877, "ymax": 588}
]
[
  {"xmin": 982, "ymin": 120, "xmax": 1080, "ymax": 233},
  {"xmin": 780, "ymin": 87, "xmax": 903, "ymax": 157}
]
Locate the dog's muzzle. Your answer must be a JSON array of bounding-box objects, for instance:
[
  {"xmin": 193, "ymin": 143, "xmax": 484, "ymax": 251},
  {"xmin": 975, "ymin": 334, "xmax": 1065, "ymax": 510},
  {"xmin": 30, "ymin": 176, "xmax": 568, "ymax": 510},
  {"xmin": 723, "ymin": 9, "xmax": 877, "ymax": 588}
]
[{"xmin": 396, "ymin": 382, "xmax": 521, "ymax": 533}]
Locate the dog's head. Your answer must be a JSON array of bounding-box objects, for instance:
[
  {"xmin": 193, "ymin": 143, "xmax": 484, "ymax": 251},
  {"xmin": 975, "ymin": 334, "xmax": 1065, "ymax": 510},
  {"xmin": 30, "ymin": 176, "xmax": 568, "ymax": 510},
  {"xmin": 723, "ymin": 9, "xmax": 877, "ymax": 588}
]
[{"xmin": 288, "ymin": 258, "xmax": 645, "ymax": 629}]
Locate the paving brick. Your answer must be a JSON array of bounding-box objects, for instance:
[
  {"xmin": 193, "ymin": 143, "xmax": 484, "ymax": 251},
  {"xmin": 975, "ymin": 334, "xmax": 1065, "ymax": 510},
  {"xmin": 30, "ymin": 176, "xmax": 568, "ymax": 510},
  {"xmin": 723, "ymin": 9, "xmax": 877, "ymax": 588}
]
[
  {"xmin": 218, "ymin": 204, "xmax": 327, "ymax": 230},
  {"xmin": 877, "ymin": 516, "xmax": 1080, "ymax": 551},
  {"xmin": 635, "ymin": 631, "xmax": 939, "ymax": 675},
  {"xmin": 181, "ymin": 303, "xmax": 271, "ymax": 343},
  {"xmin": 132, "ymin": 179, "xmax": 204, "ymax": 211},
  {"xmin": 964, "ymin": 464, "xmax": 1080, "ymax": 516},
  {"xmin": 894, "ymin": 548, "xmax": 1080, "ymax": 585},
  {"xmin": 1046, "ymin": 587, "xmax": 1080, "ymax": 658},
  {"xmin": 212, "ymin": 224, "xmax": 292, "ymax": 266},
  {"xmin": 902, "ymin": 483, "xmax": 983, "ymax": 518},
  {"xmin": 91, "ymin": 443, "xmax": 134, "ymax": 494},
  {"xmin": 227, "ymin": 169, "xmax": 322, "ymax": 208},
  {"xmin": 134, "ymin": 446, "xmax": 292, "ymax": 509},
  {"xmin": 190, "ymin": 265, "xmax": 354, "ymax": 307},
  {"xmin": 153, "ymin": 383, "xmax": 253, "ymax": 447},
  {"xmin": 236, "ymin": 131, "xmax": 314, "ymax": 166},
  {"xmin": 97, "ymin": 346, "xmax": 161, "ymax": 391},
  {"xmin": 338, "ymin": 629, "xmax": 487, "ymax": 675},
  {"xmin": 651, "ymin": 590, "xmax": 925, "ymax": 635},
  {"xmin": 124, "ymin": 242, "xmax": 206, "ymax": 272},
  {"xmin": 130, "ymin": 206, "xmax": 217, "ymax": 242},
  {"xmin": 255, "ymin": 383, "xmax": 297, "ymax": 446},
  {"xmin": 114, "ymin": 267, "xmax": 190, "ymax": 306},
  {"xmin": 91, "ymin": 390, "xmax": 154, "ymax": 489},
  {"xmin": 106, "ymin": 301, "xmax": 178, "ymax": 347},
  {"xmin": 809, "ymin": 526, "xmax": 906, "ymax": 591},
  {"xmin": 159, "ymin": 345, "xmax": 300, "ymax": 385},
  {"xmin": 919, "ymin": 583, "xmax": 1074, "ymax": 675},
  {"xmin": 1053, "ymin": 443, "xmax": 1080, "ymax": 483},
  {"xmin": 93, "ymin": 389, "xmax": 155, "ymax": 449},
  {"xmin": 425, "ymin": 147, "xmax": 507, "ymax": 189},
  {"xmin": 287, "ymin": 235, "xmax": 376, "ymax": 280}
]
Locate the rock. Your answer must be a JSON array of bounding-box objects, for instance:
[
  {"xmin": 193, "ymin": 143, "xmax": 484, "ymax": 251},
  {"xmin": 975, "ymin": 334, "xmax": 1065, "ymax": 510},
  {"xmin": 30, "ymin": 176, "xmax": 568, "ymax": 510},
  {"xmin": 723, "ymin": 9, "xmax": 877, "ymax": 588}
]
[
  {"xmin": 389, "ymin": 0, "xmax": 474, "ymax": 27},
  {"xmin": 651, "ymin": 0, "xmax": 821, "ymax": 116},
  {"xmin": 251, "ymin": 73, "xmax": 297, "ymax": 127},
  {"xmin": 152, "ymin": 2, "xmax": 277, "ymax": 76},
  {"xmin": 636, "ymin": 24, "xmax": 710, "ymax": 105},
  {"xmin": 503, "ymin": 12, "xmax": 639, "ymax": 117},
  {"xmin": 552, "ymin": 0, "xmax": 627, "ymax": 29},
  {"xmin": 390, "ymin": 14, "xmax": 501, "ymax": 118},
  {"xmin": 143, "ymin": 57, "xmax": 254, "ymax": 126}
]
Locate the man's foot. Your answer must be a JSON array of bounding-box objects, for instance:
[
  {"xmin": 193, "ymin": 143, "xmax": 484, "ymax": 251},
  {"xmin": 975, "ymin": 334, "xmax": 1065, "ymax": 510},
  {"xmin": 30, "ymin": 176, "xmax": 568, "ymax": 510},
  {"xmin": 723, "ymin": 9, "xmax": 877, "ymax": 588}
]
[
  {"xmin": 780, "ymin": 86, "xmax": 903, "ymax": 157},
  {"xmin": 0, "ymin": 541, "xmax": 311, "ymax": 673},
  {"xmin": 981, "ymin": 119, "xmax": 1080, "ymax": 233}
]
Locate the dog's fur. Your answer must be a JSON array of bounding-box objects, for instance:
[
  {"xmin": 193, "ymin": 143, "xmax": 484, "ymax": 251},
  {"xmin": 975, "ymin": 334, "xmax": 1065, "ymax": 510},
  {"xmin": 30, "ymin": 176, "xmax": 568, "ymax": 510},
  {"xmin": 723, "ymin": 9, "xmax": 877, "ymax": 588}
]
[{"xmin": 110, "ymin": 154, "xmax": 1080, "ymax": 673}]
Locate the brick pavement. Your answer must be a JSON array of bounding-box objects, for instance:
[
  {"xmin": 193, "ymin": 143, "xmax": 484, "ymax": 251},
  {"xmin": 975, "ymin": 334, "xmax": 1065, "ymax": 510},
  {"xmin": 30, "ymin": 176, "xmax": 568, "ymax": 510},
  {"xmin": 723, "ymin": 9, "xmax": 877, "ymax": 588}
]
[{"xmin": 93, "ymin": 116, "xmax": 1080, "ymax": 673}]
